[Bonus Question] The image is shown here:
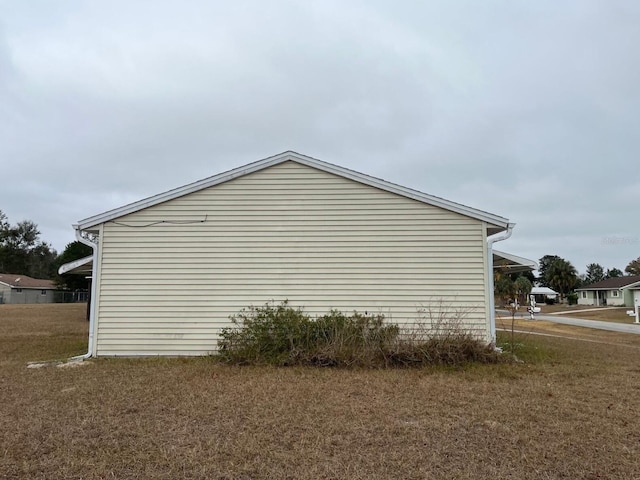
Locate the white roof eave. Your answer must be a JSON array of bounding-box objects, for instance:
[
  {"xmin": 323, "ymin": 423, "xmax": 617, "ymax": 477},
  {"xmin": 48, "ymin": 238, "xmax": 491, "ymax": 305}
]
[
  {"xmin": 493, "ymin": 250, "xmax": 538, "ymax": 272},
  {"xmin": 58, "ymin": 255, "xmax": 94, "ymax": 275}
]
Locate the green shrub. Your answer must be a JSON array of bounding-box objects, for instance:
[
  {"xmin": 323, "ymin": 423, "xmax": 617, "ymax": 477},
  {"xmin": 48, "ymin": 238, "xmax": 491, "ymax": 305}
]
[
  {"xmin": 217, "ymin": 300, "xmax": 311, "ymax": 366},
  {"xmin": 217, "ymin": 301, "xmax": 501, "ymax": 367},
  {"xmin": 544, "ymin": 297, "xmax": 556, "ymax": 305},
  {"xmin": 567, "ymin": 293, "xmax": 578, "ymax": 305},
  {"xmin": 311, "ymin": 310, "xmax": 400, "ymax": 366}
]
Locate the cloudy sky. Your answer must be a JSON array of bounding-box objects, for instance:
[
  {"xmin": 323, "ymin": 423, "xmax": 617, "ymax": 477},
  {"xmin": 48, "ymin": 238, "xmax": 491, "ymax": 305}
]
[{"xmin": 1, "ymin": 0, "xmax": 638, "ymax": 274}]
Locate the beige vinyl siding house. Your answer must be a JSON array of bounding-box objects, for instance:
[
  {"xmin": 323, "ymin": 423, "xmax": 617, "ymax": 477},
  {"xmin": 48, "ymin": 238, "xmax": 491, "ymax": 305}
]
[{"xmin": 72, "ymin": 152, "xmax": 513, "ymax": 357}]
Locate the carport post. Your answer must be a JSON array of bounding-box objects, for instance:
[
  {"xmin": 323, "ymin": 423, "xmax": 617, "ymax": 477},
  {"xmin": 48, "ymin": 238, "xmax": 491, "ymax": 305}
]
[
  {"xmin": 635, "ymin": 298, "xmax": 639, "ymax": 325},
  {"xmin": 86, "ymin": 277, "xmax": 92, "ymax": 322}
]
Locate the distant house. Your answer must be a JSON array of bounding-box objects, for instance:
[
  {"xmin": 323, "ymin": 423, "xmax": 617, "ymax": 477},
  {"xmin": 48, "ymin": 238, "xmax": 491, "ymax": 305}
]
[
  {"xmin": 631, "ymin": 287, "xmax": 640, "ymax": 312},
  {"xmin": 576, "ymin": 276, "xmax": 640, "ymax": 307},
  {"xmin": 63, "ymin": 151, "xmax": 524, "ymax": 357},
  {"xmin": 530, "ymin": 286, "xmax": 559, "ymax": 303},
  {"xmin": 0, "ymin": 274, "xmax": 57, "ymax": 304}
]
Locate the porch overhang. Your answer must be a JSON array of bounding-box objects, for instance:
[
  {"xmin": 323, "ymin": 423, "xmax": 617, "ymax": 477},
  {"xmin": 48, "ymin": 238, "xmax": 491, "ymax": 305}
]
[
  {"xmin": 493, "ymin": 250, "xmax": 537, "ymax": 273},
  {"xmin": 58, "ymin": 256, "xmax": 93, "ymax": 276}
]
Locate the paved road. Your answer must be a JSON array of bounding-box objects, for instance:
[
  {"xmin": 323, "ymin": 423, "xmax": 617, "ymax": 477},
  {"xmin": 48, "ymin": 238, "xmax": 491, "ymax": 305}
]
[{"xmin": 497, "ymin": 310, "xmax": 640, "ymax": 335}]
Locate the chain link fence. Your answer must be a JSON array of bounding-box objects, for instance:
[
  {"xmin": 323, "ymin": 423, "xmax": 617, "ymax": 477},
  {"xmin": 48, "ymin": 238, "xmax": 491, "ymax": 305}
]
[{"xmin": 53, "ymin": 291, "xmax": 89, "ymax": 303}]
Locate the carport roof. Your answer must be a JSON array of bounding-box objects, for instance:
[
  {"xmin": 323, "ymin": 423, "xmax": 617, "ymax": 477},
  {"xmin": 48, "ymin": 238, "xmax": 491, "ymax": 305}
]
[
  {"xmin": 58, "ymin": 256, "xmax": 93, "ymax": 276},
  {"xmin": 493, "ymin": 250, "xmax": 537, "ymax": 273}
]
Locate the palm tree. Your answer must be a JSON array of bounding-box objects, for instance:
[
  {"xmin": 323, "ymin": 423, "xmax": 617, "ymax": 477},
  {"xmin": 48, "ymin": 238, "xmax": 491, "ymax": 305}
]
[
  {"xmin": 514, "ymin": 276, "xmax": 533, "ymax": 306},
  {"xmin": 547, "ymin": 259, "xmax": 578, "ymax": 300}
]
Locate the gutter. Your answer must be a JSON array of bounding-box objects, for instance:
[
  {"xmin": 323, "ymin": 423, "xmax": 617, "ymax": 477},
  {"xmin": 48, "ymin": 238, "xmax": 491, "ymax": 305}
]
[
  {"xmin": 70, "ymin": 228, "xmax": 99, "ymax": 361},
  {"xmin": 487, "ymin": 223, "xmax": 515, "ymax": 344}
]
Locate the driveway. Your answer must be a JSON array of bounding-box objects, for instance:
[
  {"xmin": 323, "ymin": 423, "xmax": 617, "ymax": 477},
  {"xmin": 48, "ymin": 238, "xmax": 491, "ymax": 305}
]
[{"xmin": 497, "ymin": 310, "xmax": 640, "ymax": 335}]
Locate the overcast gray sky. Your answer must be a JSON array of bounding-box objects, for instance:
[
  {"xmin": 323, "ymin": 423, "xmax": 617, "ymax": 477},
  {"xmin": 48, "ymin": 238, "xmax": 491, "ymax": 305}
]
[{"xmin": 1, "ymin": 0, "xmax": 638, "ymax": 274}]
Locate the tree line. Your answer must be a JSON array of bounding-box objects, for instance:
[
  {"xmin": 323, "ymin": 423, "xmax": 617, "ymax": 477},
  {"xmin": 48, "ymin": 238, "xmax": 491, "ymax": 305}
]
[
  {"xmin": 496, "ymin": 253, "xmax": 640, "ymax": 306},
  {"xmin": 0, "ymin": 210, "xmax": 92, "ymax": 289}
]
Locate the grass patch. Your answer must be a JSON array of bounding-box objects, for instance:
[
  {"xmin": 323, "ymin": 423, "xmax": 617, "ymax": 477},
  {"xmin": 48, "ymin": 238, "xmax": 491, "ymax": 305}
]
[
  {"xmin": 2, "ymin": 304, "xmax": 640, "ymax": 479},
  {"xmin": 538, "ymin": 304, "xmax": 637, "ymax": 323},
  {"xmin": 563, "ymin": 308, "xmax": 638, "ymax": 323},
  {"xmin": 534, "ymin": 304, "xmax": 597, "ymax": 314},
  {"xmin": 496, "ymin": 330, "xmax": 559, "ymax": 364},
  {"xmin": 0, "ymin": 303, "xmax": 88, "ymax": 362}
]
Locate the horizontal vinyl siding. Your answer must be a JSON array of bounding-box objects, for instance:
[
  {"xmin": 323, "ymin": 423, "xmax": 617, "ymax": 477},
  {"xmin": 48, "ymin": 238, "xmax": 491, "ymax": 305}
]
[{"xmin": 95, "ymin": 161, "xmax": 489, "ymax": 356}]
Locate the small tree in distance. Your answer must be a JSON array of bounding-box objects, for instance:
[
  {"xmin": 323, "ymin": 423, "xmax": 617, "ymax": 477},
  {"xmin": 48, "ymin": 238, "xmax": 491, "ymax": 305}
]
[
  {"xmin": 606, "ymin": 268, "xmax": 623, "ymax": 279},
  {"xmin": 494, "ymin": 272, "xmax": 515, "ymax": 307},
  {"xmin": 537, "ymin": 255, "xmax": 561, "ymax": 287},
  {"xmin": 514, "ymin": 276, "xmax": 533, "ymax": 306},
  {"xmin": 0, "ymin": 210, "xmax": 57, "ymax": 278},
  {"xmin": 585, "ymin": 263, "xmax": 605, "ymax": 284},
  {"xmin": 625, "ymin": 257, "xmax": 640, "ymax": 276}
]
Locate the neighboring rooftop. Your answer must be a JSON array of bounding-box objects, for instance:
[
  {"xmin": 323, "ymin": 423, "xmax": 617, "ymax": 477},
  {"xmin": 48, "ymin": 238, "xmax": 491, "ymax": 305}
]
[
  {"xmin": 576, "ymin": 276, "xmax": 640, "ymax": 291},
  {"xmin": 0, "ymin": 274, "xmax": 56, "ymax": 289},
  {"xmin": 531, "ymin": 286, "xmax": 559, "ymax": 295}
]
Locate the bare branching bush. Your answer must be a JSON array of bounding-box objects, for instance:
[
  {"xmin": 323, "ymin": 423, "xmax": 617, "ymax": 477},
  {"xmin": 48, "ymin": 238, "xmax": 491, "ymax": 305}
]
[
  {"xmin": 384, "ymin": 299, "xmax": 500, "ymax": 366},
  {"xmin": 217, "ymin": 300, "xmax": 501, "ymax": 367}
]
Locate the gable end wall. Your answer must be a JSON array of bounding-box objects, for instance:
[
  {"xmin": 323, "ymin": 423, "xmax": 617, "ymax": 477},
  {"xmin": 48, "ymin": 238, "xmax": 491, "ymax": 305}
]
[{"xmin": 94, "ymin": 161, "xmax": 490, "ymax": 356}]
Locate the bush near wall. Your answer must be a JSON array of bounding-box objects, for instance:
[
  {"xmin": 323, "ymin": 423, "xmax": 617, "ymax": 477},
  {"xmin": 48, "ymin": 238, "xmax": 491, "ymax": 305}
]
[
  {"xmin": 217, "ymin": 301, "xmax": 501, "ymax": 368},
  {"xmin": 567, "ymin": 293, "xmax": 578, "ymax": 306}
]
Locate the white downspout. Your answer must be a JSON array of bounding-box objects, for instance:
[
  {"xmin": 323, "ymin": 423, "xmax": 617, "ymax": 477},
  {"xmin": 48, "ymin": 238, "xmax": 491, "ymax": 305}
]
[
  {"xmin": 487, "ymin": 223, "xmax": 515, "ymax": 345},
  {"xmin": 71, "ymin": 228, "xmax": 99, "ymax": 361}
]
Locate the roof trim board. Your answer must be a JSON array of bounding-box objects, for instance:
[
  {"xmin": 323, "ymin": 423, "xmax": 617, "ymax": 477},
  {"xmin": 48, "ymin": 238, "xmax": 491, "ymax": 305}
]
[
  {"xmin": 0, "ymin": 281, "xmax": 57, "ymax": 290},
  {"xmin": 75, "ymin": 151, "xmax": 510, "ymax": 232}
]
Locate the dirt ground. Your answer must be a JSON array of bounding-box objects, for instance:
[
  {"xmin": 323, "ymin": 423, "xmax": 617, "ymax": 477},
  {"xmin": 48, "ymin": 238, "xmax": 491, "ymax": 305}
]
[{"xmin": 2, "ymin": 304, "xmax": 640, "ymax": 479}]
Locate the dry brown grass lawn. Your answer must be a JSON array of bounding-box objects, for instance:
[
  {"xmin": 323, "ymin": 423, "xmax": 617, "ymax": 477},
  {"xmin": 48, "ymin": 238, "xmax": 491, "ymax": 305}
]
[
  {"xmin": 560, "ymin": 308, "xmax": 638, "ymax": 324},
  {"xmin": 535, "ymin": 304, "xmax": 596, "ymax": 314},
  {"xmin": 510, "ymin": 303, "xmax": 636, "ymax": 323},
  {"xmin": 496, "ymin": 315, "xmax": 640, "ymax": 347},
  {"xmin": 2, "ymin": 304, "xmax": 640, "ymax": 479}
]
